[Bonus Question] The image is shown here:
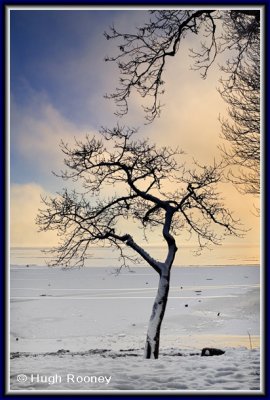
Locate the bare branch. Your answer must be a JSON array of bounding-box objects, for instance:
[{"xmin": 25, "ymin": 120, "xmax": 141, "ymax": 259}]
[
  {"xmin": 104, "ymin": 9, "xmax": 259, "ymax": 123},
  {"xmin": 218, "ymin": 27, "xmax": 260, "ymax": 196},
  {"xmin": 37, "ymin": 129, "xmax": 241, "ymax": 269}
]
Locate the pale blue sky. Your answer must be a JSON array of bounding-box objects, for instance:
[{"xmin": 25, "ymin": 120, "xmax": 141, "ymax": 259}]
[
  {"xmin": 11, "ymin": 11, "xmax": 120, "ymax": 124},
  {"xmin": 11, "ymin": 10, "xmax": 124, "ymax": 185}
]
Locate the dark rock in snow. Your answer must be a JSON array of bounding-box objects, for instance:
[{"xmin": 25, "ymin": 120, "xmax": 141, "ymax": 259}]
[
  {"xmin": 201, "ymin": 347, "xmax": 225, "ymax": 356},
  {"xmin": 16, "ymin": 338, "xmax": 19, "ymax": 341},
  {"xmin": 119, "ymin": 348, "xmax": 139, "ymax": 352},
  {"xmin": 11, "ymin": 352, "xmax": 20, "ymax": 359},
  {"xmin": 57, "ymin": 349, "xmax": 70, "ymax": 354},
  {"xmin": 185, "ymin": 304, "xmax": 188, "ymax": 307},
  {"xmin": 217, "ymin": 312, "xmax": 220, "ymax": 316}
]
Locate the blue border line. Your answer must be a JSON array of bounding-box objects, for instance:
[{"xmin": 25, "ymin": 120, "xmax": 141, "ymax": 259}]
[{"xmin": 2, "ymin": 2, "xmax": 267, "ymax": 399}]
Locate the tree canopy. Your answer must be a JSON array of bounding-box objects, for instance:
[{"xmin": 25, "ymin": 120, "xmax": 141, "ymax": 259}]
[
  {"xmin": 105, "ymin": 9, "xmax": 259, "ymax": 122},
  {"xmin": 219, "ymin": 26, "xmax": 260, "ymax": 196},
  {"xmin": 37, "ymin": 127, "xmax": 240, "ymax": 270},
  {"xmin": 104, "ymin": 9, "xmax": 260, "ymax": 196}
]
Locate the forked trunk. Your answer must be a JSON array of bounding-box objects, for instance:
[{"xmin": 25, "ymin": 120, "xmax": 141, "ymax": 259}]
[{"xmin": 144, "ymin": 272, "xmax": 170, "ymax": 359}]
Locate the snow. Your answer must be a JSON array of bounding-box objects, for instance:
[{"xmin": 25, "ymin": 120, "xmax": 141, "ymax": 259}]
[{"xmin": 9, "ymin": 264, "xmax": 261, "ymax": 393}]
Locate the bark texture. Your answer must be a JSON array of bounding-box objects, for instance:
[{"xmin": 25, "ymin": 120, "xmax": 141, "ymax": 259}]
[{"xmin": 144, "ymin": 273, "xmax": 171, "ymax": 359}]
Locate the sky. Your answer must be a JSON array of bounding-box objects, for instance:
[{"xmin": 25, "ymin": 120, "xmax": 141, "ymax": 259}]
[{"xmin": 9, "ymin": 8, "xmax": 260, "ymax": 264}]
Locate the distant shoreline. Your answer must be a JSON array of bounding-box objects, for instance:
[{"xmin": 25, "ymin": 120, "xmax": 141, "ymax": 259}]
[
  {"xmin": 10, "ymin": 245, "xmax": 260, "ymax": 268},
  {"xmin": 10, "ymin": 264, "xmax": 260, "ymax": 269}
]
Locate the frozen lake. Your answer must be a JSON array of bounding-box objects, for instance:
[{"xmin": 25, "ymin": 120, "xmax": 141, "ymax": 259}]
[
  {"xmin": 9, "ymin": 264, "xmax": 261, "ymax": 392},
  {"xmin": 10, "ymin": 265, "xmax": 260, "ymax": 352}
]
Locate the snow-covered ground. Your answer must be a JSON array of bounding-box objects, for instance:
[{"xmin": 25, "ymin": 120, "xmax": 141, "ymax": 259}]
[{"xmin": 9, "ymin": 265, "xmax": 261, "ymax": 393}]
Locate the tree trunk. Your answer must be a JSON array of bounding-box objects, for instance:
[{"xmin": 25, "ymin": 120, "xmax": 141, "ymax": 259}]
[{"xmin": 144, "ymin": 272, "xmax": 171, "ymax": 359}]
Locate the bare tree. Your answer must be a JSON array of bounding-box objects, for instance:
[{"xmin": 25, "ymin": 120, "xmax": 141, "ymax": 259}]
[
  {"xmin": 218, "ymin": 15, "xmax": 260, "ymax": 196},
  {"xmin": 104, "ymin": 9, "xmax": 260, "ymax": 195},
  {"xmin": 37, "ymin": 127, "xmax": 240, "ymax": 359},
  {"xmin": 104, "ymin": 9, "xmax": 259, "ymax": 122}
]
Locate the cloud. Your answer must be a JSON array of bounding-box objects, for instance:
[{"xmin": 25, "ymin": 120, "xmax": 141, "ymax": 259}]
[
  {"xmin": 11, "ymin": 93, "xmax": 96, "ymax": 174},
  {"xmin": 122, "ymin": 38, "xmax": 228, "ymax": 163},
  {"xmin": 10, "ymin": 183, "xmax": 58, "ymax": 247}
]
